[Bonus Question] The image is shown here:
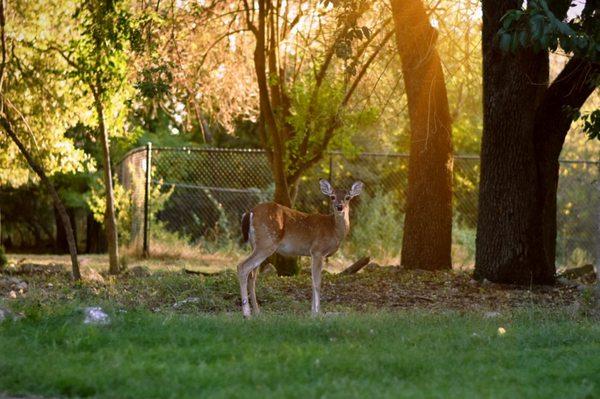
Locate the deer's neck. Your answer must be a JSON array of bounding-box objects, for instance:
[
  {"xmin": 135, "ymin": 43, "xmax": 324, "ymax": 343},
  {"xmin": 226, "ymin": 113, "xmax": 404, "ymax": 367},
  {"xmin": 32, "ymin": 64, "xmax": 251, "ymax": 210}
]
[{"xmin": 332, "ymin": 209, "xmax": 350, "ymax": 241}]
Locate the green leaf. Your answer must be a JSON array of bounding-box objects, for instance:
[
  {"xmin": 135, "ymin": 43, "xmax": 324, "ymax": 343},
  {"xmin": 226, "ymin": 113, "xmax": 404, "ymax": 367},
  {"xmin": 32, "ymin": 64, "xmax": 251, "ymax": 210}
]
[
  {"xmin": 499, "ymin": 33, "xmax": 512, "ymax": 52},
  {"xmin": 518, "ymin": 30, "xmax": 528, "ymax": 47}
]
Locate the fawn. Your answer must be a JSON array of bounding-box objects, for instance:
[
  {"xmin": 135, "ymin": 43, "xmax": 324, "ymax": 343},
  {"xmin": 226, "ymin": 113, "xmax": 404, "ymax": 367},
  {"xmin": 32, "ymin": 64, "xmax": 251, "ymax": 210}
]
[{"xmin": 238, "ymin": 179, "xmax": 364, "ymax": 317}]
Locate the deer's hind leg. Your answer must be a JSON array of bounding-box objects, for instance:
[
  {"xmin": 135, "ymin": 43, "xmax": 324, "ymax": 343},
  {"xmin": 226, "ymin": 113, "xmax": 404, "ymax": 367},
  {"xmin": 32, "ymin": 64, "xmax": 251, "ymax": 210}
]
[
  {"xmin": 248, "ymin": 268, "xmax": 260, "ymax": 314},
  {"xmin": 237, "ymin": 249, "xmax": 273, "ymax": 318}
]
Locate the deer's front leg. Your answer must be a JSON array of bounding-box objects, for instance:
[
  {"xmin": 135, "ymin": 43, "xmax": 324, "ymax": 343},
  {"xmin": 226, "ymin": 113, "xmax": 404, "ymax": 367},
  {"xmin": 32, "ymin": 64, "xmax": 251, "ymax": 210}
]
[{"xmin": 310, "ymin": 253, "xmax": 324, "ymax": 315}]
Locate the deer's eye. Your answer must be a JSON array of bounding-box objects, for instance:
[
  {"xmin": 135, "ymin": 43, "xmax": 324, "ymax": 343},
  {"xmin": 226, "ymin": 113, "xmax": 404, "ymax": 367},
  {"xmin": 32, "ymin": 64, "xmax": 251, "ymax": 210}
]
[
  {"xmin": 330, "ymin": 195, "xmax": 336, "ymax": 200},
  {"xmin": 345, "ymin": 196, "xmax": 350, "ymax": 201}
]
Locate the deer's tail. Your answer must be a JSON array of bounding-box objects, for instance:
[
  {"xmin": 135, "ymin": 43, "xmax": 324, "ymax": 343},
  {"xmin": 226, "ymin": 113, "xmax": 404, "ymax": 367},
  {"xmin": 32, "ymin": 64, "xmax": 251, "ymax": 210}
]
[{"xmin": 241, "ymin": 211, "xmax": 251, "ymax": 243}]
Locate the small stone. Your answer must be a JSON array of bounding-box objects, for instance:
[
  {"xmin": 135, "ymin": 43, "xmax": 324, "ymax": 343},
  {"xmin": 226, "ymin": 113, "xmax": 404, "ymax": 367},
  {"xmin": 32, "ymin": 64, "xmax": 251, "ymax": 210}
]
[
  {"xmin": 8, "ymin": 290, "xmax": 17, "ymax": 299},
  {"xmin": 16, "ymin": 281, "xmax": 28, "ymax": 291},
  {"xmin": 173, "ymin": 297, "xmax": 202, "ymax": 308},
  {"xmin": 484, "ymin": 311, "xmax": 501, "ymax": 319},
  {"xmin": 0, "ymin": 307, "xmax": 12, "ymax": 321},
  {"xmin": 47, "ymin": 283, "xmax": 54, "ymax": 288},
  {"xmin": 83, "ymin": 307, "xmax": 110, "ymax": 325}
]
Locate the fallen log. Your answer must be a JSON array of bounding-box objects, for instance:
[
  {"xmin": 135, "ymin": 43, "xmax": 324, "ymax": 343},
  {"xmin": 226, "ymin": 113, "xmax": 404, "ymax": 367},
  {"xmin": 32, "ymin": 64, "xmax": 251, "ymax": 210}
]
[
  {"xmin": 340, "ymin": 257, "xmax": 370, "ymax": 275},
  {"xmin": 183, "ymin": 268, "xmax": 215, "ymax": 276},
  {"xmin": 558, "ymin": 264, "xmax": 596, "ymax": 280}
]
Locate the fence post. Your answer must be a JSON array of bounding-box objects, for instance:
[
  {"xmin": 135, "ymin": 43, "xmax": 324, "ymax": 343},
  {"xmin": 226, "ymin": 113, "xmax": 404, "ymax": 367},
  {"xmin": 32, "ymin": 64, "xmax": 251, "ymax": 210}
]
[{"xmin": 143, "ymin": 142, "xmax": 152, "ymax": 257}]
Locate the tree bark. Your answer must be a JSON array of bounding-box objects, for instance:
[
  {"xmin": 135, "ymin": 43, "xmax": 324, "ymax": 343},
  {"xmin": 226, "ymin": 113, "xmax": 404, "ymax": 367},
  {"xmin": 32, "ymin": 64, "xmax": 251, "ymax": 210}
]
[
  {"xmin": 475, "ymin": 0, "xmax": 551, "ymax": 284},
  {"xmin": 93, "ymin": 90, "xmax": 120, "ymax": 275},
  {"xmin": 390, "ymin": 0, "xmax": 453, "ymax": 271},
  {"xmin": 0, "ymin": 115, "xmax": 81, "ymax": 280},
  {"xmin": 475, "ymin": 0, "xmax": 599, "ymax": 284},
  {"xmin": 534, "ymin": 57, "xmax": 600, "ymax": 270}
]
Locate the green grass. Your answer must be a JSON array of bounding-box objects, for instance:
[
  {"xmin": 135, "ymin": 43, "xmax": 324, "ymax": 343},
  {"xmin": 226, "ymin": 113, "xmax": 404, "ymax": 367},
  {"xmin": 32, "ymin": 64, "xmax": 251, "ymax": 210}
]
[{"xmin": 1, "ymin": 308, "xmax": 599, "ymax": 398}]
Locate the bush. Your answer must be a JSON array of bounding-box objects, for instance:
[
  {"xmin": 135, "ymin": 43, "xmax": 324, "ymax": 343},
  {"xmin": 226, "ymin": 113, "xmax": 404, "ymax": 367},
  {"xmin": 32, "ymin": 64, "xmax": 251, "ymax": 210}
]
[{"xmin": 344, "ymin": 190, "xmax": 403, "ymax": 263}]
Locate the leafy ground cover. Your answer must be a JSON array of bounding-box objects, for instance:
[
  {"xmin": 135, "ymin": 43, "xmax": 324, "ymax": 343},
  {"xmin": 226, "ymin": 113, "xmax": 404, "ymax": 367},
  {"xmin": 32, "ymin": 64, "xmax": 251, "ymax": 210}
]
[{"xmin": 0, "ymin": 255, "xmax": 599, "ymax": 398}]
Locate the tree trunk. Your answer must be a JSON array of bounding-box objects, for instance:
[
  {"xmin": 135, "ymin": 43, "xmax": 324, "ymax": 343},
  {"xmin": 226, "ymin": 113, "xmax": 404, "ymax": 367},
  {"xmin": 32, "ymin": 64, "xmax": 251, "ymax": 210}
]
[
  {"xmin": 475, "ymin": 0, "xmax": 598, "ymax": 284},
  {"xmin": 390, "ymin": 0, "xmax": 453, "ymax": 271},
  {"xmin": 93, "ymin": 92, "xmax": 120, "ymax": 274},
  {"xmin": 534, "ymin": 57, "xmax": 600, "ymax": 271},
  {"xmin": 54, "ymin": 207, "xmax": 77, "ymax": 253},
  {"xmin": 0, "ymin": 116, "xmax": 81, "ymax": 280},
  {"xmin": 475, "ymin": 0, "xmax": 552, "ymax": 284}
]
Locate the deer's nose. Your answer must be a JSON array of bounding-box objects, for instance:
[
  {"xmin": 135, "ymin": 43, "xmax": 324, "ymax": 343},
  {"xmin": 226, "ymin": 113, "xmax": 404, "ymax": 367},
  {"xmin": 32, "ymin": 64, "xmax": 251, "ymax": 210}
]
[{"xmin": 336, "ymin": 204, "xmax": 344, "ymax": 211}]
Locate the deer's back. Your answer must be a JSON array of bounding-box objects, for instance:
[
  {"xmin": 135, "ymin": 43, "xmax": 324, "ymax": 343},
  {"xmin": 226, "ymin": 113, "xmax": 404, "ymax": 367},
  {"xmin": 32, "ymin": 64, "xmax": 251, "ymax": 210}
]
[{"xmin": 250, "ymin": 202, "xmax": 337, "ymax": 256}]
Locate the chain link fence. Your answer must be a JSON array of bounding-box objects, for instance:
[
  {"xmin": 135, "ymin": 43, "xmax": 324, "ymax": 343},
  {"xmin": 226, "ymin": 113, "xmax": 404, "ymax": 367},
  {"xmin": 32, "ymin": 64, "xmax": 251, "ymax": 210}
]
[{"xmin": 117, "ymin": 145, "xmax": 599, "ymax": 269}]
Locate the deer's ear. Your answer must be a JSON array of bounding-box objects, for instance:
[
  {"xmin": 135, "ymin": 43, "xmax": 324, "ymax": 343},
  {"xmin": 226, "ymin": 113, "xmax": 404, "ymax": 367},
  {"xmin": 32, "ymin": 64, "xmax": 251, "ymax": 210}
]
[
  {"xmin": 349, "ymin": 181, "xmax": 364, "ymax": 197},
  {"xmin": 319, "ymin": 179, "xmax": 333, "ymax": 196}
]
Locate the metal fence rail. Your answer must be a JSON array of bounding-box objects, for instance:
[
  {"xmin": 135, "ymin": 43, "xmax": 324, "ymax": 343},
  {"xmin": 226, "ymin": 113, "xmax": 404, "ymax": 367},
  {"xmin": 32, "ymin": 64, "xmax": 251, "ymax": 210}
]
[{"xmin": 117, "ymin": 145, "xmax": 599, "ymax": 268}]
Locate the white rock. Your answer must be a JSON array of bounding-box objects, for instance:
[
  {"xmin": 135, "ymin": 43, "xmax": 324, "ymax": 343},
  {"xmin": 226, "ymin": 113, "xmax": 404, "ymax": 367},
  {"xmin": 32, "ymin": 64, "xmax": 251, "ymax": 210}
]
[
  {"xmin": 0, "ymin": 307, "xmax": 11, "ymax": 321},
  {"xmin": 83, "ymin": 307, "xmax": 110, "ymax": 325},
  {"xmin": 173, "ymin": 297, "xmax": 202, "ymax": 308},
  {"xmin": 484, "ymin": 311, "xmax": 501, "ymax": 319}
]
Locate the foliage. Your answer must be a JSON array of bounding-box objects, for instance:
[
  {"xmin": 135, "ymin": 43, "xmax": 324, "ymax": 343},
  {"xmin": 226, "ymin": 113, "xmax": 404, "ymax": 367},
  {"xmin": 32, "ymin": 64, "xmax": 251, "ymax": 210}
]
[
  {"xmin": 87, "ymin": 168, "xmax": 173, "ymax": 246},
  {"xmin": 344, "ymin": 190, "xmax": 404, "ymax": 262},
  {"xmin": 69, "ymin": 0, "xmax": 134, "ymax": 99},
  {"xmin": 577, "ymin": 109, "xmax": 600, "ymax": 141},
  {"xmin": 452, "ymin": 221, "xmax": 477, "ymax": 268},
  {"xmin": 87, "ymin": 178, "xmax": 132, "ymax": 243},
  {"xmin": 497, "ymin": 0, "xmax": 599, "ymax": 59},
  {"xmin": 0, "ymin": 1, "xmax": 93, "ymax": 187}
]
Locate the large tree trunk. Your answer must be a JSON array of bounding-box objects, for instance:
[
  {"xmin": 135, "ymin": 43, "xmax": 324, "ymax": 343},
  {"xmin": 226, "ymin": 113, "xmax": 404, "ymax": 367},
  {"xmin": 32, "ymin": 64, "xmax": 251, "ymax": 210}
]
[
  {"xmin": 93, "ymin": 92, "xmax": 120, "ymax": 275},
  {"xmin": 0, "ymin": 116, "xmax": 81, "ymax": 280},
  {"xmin": 390, "ymin": 0, "xmax": 453, "ymax": 271},
  {"xmin": 475, "ymin": 0, "xmax": 552, "ymax": 284},
  {"xmin": 534, "ymin": 57, "xmax": 600, "ymax": 270},
  {"xmin": 475, "ymin": 0, "xmax": 598, "ymax": 284}
]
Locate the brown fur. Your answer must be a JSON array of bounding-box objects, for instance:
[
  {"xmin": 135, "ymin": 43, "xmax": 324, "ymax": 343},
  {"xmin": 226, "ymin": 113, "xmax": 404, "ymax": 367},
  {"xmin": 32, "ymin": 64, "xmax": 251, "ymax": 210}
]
[{"xmin": 236, "ymin": 179, "xmax": 363, "ymax": 317}]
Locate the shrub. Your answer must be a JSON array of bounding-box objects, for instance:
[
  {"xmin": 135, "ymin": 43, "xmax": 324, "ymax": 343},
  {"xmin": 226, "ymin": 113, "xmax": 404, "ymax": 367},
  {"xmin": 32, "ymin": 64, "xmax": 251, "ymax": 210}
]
[{"xmin": 344, "ymin": 190, "xmax": 403, "ymax": 263}]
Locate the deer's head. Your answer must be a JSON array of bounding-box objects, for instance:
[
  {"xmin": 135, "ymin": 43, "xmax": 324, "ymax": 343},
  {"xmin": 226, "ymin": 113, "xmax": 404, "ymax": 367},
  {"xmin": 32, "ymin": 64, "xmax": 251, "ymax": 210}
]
[{"xmin": 319, "ymin": 179, "xmax": 364, "ymax": 214}]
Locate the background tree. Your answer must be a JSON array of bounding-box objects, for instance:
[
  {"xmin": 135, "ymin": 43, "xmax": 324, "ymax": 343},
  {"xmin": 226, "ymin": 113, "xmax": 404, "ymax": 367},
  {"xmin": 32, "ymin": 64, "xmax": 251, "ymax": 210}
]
[
  {"xmin": 0, "ymin": 0, "xmax": 81, "ymax": 279},
  {"xmin": 390, "ymin": 0, "xmax": 453, "ymax": 270},
  {"xmin": 475, "ymin": 0, "xmax": 599, "ymax": 284},
  {"xmin": 59, "ymin": 0, "xmax": 136, "ymax": 274}
]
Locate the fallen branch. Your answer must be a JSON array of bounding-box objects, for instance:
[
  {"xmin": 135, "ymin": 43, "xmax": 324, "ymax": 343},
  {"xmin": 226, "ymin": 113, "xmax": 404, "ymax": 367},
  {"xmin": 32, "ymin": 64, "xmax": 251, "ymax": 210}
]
[
  {"xmin": 340, "ymin": 257, "xmax": 370, "ymax": 275},
  {"xmin": 183, "ymin": 268, "xmax": 217, "ymax": 276},
  {"xmin": 558, "ymin": 264, "xmax": 595, "ymax": 280}
]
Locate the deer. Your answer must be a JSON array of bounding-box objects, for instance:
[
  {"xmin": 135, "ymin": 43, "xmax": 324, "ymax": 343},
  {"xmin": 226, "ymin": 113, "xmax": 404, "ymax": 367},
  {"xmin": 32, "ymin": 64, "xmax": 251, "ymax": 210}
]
[{"xmin": 237, "ymin": 179, "xmax": 364, "ymax": 317}]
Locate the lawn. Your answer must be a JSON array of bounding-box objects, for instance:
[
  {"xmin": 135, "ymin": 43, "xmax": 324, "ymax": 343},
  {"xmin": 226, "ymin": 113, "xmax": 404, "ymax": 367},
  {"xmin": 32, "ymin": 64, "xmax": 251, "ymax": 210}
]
[
  {"xmin": 1, "ymin": 256, "xmax": 598, "ymax": 398},
  {"xmin": 1, "ymin": 308, "xmax": 599, "ymax": 399}
]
